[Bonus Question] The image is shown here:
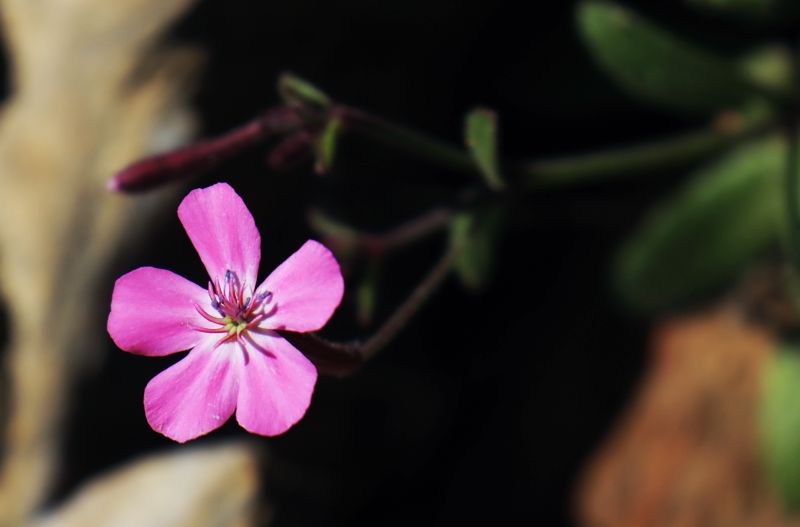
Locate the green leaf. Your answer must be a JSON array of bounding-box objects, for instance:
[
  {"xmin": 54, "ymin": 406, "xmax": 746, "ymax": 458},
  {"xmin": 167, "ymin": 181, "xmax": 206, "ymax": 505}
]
[
  {"xmin": 314, "ymin": 116, "xmax": 343, "ymax": 174},
  {"xmin": 449, "ymin": 206, "xmax": 506, "ymax": 290},
  {"xmin": 739, "ymin": 45, "xmax": 795, "ymax": 97},
  {"xmin": 577, "ymin": 1, "xmax": 761, "ymax": 113},
  {"xmin": 615, "ymin": 136, "xmax": 786, "ymax": 312},
  {"xmin": 760, "ymin": 347, "xmax": 800, "ymax": 510},
  {"xmin": 278, "ymin": 73, "xmax": 331, "ymax": 110},
  {"xmin": 465, "ymin": 108, "xmax": 505, "ymax": 190}
]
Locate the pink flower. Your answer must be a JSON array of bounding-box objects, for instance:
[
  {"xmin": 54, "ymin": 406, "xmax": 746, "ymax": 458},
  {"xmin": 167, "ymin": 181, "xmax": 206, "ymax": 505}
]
[{"xmin": 107, "ymin": 182, "xmax": 344, "ymax": 442}]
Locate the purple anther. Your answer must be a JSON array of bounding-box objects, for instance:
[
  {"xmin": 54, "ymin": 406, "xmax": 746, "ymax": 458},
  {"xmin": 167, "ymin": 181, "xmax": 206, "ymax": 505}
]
[
  {"xmin": 207, "ymin": 281, "xmax": 215, "ymax": 301},
  {"xmin": 257, "ymin": 291, "xmax": 273, "ymax": 303}
]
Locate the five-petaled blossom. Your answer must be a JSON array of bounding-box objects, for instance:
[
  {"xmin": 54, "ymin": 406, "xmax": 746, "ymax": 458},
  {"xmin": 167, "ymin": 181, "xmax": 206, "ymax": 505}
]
[{"xmin": 107, "ymin": 182, "xmax": 344, "ymax": 442}]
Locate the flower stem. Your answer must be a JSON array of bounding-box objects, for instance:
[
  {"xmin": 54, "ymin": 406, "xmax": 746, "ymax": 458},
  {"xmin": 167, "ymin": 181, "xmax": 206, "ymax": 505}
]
[
  {"xmin": 359, "ymin": 242, "xmax": 459, "ymax": 357},
  {"xmin": 309, "ymin": 205, "xmax": 455, "ymax": 257},
  {"xmin": 281, "ymin": 242, "xmax": 460, "ymax": 376}
]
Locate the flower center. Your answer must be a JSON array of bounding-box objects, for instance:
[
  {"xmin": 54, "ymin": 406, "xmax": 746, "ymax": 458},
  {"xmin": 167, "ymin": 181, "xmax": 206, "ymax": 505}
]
[
  {"xmin": 194, "ymin": 269, "xmax": 273, "ymax": 345},
  {"xmin": 223, "ymin": 315, "xmax": 248, "ymax": 337}
]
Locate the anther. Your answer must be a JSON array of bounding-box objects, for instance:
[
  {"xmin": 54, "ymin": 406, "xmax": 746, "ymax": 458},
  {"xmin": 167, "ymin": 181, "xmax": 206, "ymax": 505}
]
[{"xmin": 257, "ymin": 291, "xmax": 273, "ymax": 303}]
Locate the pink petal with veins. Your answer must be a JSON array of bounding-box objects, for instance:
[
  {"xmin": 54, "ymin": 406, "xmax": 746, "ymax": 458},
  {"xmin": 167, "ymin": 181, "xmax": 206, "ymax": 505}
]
[
  {"xmin": 236, "ymin": 331, "xmax": 318, "ymax": 436},
  {"xmin": 108, "ymin": 267, "xmax": 209, "ymax": 356},
  {"xmin": 144, "ymin": 340, "xmax": 239, "ymax": 443},
  {"xmin": 259, "ymin": 240, "xmax": 344, "ymax": 332},
  {"xmin": 178, "ymin": 182, "xmax": 261, "ymax": 286}
]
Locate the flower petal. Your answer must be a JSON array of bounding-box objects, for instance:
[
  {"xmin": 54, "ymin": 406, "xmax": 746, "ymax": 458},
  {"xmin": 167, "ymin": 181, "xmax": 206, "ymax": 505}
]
[
  {"xmin": 108, "ymin": 266, "xmax": 209, "ymax": 356},
  {"xmin": 259, "ymin": 240, "xmax": 344, "ymax": 332},
  {"xmin": 178, "ymin": 182, "xmax": 261, "ymax": 286},
  {"xmin": 236, "ymin": 331, "xmax": 318, "ymax": 436},
  {"xmin": 144, "ymin": 340, "xmax": 239, "ymax": 443}
]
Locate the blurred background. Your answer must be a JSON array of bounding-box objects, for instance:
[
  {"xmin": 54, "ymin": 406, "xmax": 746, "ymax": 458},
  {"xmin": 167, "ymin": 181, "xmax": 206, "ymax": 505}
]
[{"xmin": 3, "ymin": 0, "xmax": 800, "ymax": 525}]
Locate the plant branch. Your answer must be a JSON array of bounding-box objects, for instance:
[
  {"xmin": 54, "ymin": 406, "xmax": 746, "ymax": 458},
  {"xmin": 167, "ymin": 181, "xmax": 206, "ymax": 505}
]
[
  {"xmin": 110, "ymin": 96, "xmax": 773, "ymax": 194},
  {"xmin": 109, "ymin": 107, "xmax": 302, "ymax": 192},
  {"xmin": 339, "ymin": 106, "xmax": 478, "ymax": 176},
  {"xmin": 309, "ymin": 206, "xmax": 455, "ymax": 257},
  {"xmin": 281, "ymin": 242, "xmax": 460, "ymax": 376},
  {"xmin": 521, "ymin": 114, "xmax": 774, "ymax": 188}
]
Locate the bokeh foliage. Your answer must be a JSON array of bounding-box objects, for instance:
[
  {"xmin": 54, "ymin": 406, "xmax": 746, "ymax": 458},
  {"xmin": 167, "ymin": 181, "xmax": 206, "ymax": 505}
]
[{"xmin": 575, "ymin": 0, "xmax": 800, "ymax": 511}]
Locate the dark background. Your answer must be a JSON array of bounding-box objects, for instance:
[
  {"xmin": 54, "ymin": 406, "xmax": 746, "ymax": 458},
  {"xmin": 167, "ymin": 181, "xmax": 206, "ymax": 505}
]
[{"xmin": 31, "ymin": 1, "xmax": 780, "ymax": 525}]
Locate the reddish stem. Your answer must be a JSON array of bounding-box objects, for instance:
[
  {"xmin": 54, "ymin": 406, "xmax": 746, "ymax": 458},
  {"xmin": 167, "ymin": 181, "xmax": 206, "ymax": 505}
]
[
  {"xmin": 109, "ymin": 107, "xmax": 302, "ymax": 192},
  {"xmin": 282, "ymin": 242, "xmax": 459, "ymax": 376}
]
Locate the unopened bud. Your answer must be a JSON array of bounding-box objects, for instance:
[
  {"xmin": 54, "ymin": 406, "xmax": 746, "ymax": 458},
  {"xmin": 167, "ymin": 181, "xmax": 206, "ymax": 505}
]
[{"xmin": 109, "ymin": 106, "xmax": 303, "ymax": 192}]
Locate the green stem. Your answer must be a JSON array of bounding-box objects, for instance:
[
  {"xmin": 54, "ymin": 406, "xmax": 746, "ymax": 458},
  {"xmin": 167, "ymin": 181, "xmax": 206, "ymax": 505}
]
[
  {"xmin": 281, "ymin": 242, "xmax": 460, "ymax": 376},
  {"xmin": 522, "ymin": 118, "xmax": 773, "ymax": 188},
  {"xmin": 309, "ymin": 206, "xmax": 455, "ymax": 257},
  {"xmin": 359, "ymin": 242, "xmax": 459, "ymax": 356},
  {"xmin": 338, "ymin": 105, "xmax": 771, "ymax": 190},
  {"xmin": 341, "ymin": 107, "xmax": 478, "ymax": 175}
]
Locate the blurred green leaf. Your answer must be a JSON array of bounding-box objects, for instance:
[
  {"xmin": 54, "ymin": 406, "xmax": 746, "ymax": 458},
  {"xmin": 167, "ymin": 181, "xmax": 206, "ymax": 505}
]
[
  {"xmin": 577, "ymin": 1, "xmax": 762, "ymax": 113},
  {"xmin": 465, "ymin": 108, "xmax": 505, "ymax": 190},
  {"xmin": 278, "ymin": 73, "xmax": 331, "ymax": 110},
  {"xmin": 314, "ymin": 116, "xmax": 343, "ymax": 174},
  {"xmin": 449, "ymin": 206, "xmax": 506, "ymax": 290},
  {"xmin": 760, "ymin": 346, "xmax": 800, "ymax": 510},
  {"xmin": 739, "ymin": 45, "xmax": 795, "ymax": 97},
  {"xmin": 615, "ymin": 136, "xmax": 786, "ymax": 312}
]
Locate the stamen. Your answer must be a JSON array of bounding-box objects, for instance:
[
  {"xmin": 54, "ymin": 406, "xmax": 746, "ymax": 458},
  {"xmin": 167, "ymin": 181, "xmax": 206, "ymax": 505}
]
[
  {"xmin": 260, "ymin": 302, "xmax": 278, "ymax": 318},
  {"xmin": 214, "ymin": 277, "xmax": 223, "ymax": 301},
  {"xmin": 238, "ymin": 280, "xmax": 248, "ymax": 304},
  {"xmin": 245, "ymin": 314, "xmax": 266, "ymax": 329},
  {"xmin": 256, "ymin": 291, "xmax": 272, "ymax": 303},
  {"xmin": 193, "ymin": 326, "xmax": 230, "ymax": 334},
  {"xmin": 195, "ymin": 272, "xmax": 276, "ymax": 345},
  {"xmin": 194, "ymin": 304, "xmax": 226, "ymax": 324}
]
